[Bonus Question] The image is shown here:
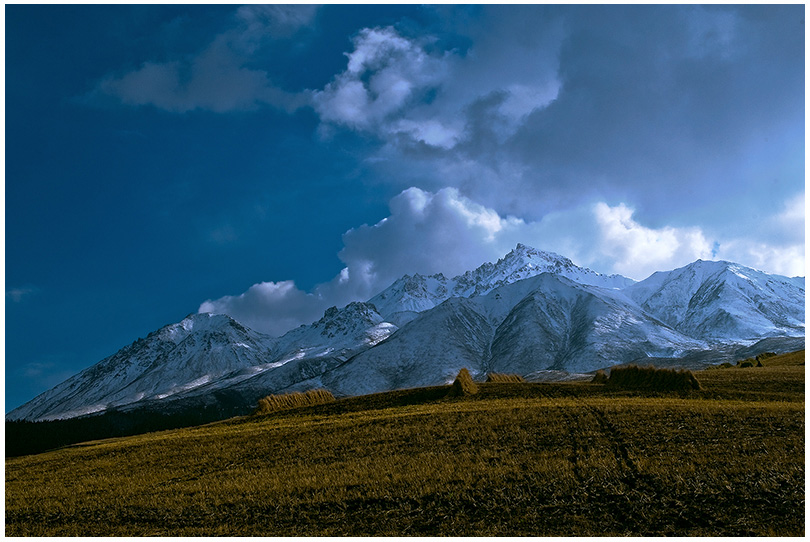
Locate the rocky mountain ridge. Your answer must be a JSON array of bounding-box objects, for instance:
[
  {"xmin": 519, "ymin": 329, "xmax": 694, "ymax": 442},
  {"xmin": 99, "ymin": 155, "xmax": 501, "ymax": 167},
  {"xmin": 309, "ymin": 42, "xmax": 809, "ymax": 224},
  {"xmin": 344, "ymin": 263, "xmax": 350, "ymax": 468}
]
[{"xmin": 8, "ymin": 245, "xmax": 804, "ymax": 421}]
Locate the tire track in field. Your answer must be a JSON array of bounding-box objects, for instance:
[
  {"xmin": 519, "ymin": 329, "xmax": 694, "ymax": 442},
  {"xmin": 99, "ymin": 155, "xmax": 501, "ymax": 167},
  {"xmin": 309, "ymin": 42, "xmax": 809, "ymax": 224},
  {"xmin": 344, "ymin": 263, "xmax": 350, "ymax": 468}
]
[
  {"xmin": 535, "ymin": 387, "xmax": 587, "ymax": 485},
  {"xmin": 567, "ymin": 394, "xmax": 734, "ymax": 535},
  {"xmin": 554, "ymin": 388, "xmax": 664, "ymax": 495},
  {"xmin": 580, "ymin": 402, "xmax": 643, "ymax": 488},
  {"xmin": 535, "ymin": 387, "xmax": 646, "ymax": 532}
]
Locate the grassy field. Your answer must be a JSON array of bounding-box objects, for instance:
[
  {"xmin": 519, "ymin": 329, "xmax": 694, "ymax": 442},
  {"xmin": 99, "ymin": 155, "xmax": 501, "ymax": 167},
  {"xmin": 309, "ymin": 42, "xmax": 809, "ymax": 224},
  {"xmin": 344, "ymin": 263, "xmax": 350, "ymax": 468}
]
[{"xmin": 5, "ymin": 351, "xmax": 805, "ymax": 536}]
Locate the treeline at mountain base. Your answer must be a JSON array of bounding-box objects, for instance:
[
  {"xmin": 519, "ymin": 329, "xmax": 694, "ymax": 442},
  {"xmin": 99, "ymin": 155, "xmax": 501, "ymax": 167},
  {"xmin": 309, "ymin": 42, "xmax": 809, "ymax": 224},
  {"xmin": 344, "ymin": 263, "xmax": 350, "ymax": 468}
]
[{"xmin": 6, "ymin": 395, "xmax": 255, "ymax": 457}]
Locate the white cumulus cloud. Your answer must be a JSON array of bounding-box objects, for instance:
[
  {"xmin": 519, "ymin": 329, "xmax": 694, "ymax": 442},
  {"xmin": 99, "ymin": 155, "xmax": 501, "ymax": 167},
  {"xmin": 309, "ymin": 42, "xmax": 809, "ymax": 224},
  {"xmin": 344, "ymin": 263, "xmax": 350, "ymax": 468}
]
[
  {"xmin": 199, "ymin": 281, "xmax": 325, "ymax": 337},
  {"xmin": 592, "ymin": 202, "xmax": 714, "ymax": 279},
  {"xmin": 712, "ymin": 192, "xmax": 805, "ymax": 277}
]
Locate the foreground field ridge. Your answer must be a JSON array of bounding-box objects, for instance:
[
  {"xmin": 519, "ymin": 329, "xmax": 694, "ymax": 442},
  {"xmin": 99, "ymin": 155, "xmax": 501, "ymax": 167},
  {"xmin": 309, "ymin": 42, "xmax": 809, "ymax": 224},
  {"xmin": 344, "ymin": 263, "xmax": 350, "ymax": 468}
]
[
  {"xmin": 8, "ymin": 243, "xmax": 804, "ymax": 422},
  {"xmin": 6, "ymin": 351, "xmax": 804, "ymax": 536}
]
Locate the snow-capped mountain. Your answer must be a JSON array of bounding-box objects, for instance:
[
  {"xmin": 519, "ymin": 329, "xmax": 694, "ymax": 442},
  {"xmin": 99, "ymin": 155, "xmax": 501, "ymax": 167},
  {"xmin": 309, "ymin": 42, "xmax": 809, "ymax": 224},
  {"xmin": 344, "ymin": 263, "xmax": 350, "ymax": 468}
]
[
  {"xmin": 272, "ymin": 301, "xmax": 396, "ymax": 362},
  {"xmin": 8, "ymin": 303, "xmax": 395, "ymax": 422},
  {"xmin": 624, "ymin": 260, "xmax": 804, "ymax": 340},
  {"xmin": 8, "ymin": 244, "xmax": 805, "ymax": 422},
  {"xmin": 368, "ymin": 243, "xmax": 634, "ymax": 321},
  {"xmin": 7, "ymin": 313, "xmax": 276, "ymax": 421}
]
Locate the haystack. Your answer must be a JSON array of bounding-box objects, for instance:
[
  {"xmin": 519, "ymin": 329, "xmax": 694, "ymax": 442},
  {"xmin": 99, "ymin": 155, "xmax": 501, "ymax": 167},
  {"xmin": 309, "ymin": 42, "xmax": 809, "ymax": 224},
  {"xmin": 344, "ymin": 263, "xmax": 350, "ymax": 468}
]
[{"xmin": 448, "ymin": 368, "xmax": 479, "ymax": 396}]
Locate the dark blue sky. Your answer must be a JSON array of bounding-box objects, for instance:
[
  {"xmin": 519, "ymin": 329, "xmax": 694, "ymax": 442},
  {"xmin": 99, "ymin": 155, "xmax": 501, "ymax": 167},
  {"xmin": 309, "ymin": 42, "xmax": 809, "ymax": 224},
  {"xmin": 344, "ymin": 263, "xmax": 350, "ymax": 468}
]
[{"xmin": 6, "ymin": 5, "xmax": 805, "ymax": 412}]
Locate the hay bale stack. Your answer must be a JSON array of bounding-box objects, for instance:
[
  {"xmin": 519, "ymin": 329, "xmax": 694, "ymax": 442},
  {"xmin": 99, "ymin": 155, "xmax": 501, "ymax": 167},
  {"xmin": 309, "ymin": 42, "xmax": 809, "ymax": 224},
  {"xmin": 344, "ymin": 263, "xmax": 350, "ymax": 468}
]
[
  {"xmin": 485, "ymin": 373, "xmax": 525, "ymax": 383},
  {"xmin": 254, "ymin": 389, "xmax": 335, "ymax": 415},
  {"xmin": 606, "ymin": 365, "xmax": 701, "ymax": 391},
  {"xmin": 448, "ymin": 368, "xmax": 479, "ymax": 397}
]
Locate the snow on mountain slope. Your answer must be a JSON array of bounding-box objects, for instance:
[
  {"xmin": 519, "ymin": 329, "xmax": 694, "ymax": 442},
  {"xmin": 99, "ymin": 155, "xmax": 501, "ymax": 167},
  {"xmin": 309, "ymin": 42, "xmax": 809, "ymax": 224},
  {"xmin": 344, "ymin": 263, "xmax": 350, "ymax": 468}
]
[
  {"xmin": 369, "ymin": 243, "xmax": 635, "ymax": 320},
  {"xmin": 8, "ymin": 303, "xmax": 396, "ymax": 422},
  {"xmin": 271, "ymin": 302, "xmax": 396, "ymax": 363},
  {"xmin": 317, "ymin": 273, "xmax": 704, "ymax": 396},
  {"xmin": 453, "ymin": 243, "xmax": 636, "ymax": 295},
  {"xmin": 482, "ymin": 274, "xmax": 705, "ymax": 374},
  {"xmin": 319, "ymin": 297, "xmax": 494, "ymax": 397},
  {"xmin": 624, "ymin": 260, "xmax": 805, "ymax": 340},
  {"xmin": 6, "ymin": 313, "xmax": 276, "ymax": 421},
  {"xmin": 185, "ymin": 302, "xmax": 399, "ymax": 396}
]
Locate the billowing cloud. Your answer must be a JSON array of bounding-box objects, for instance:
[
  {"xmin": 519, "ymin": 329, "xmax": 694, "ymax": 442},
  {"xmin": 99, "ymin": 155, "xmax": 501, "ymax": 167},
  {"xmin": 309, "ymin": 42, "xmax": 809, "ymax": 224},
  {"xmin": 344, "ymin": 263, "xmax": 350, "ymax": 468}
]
[
  {"xmin": 199, "ymin": 281, "xmax": 324, "ymax": 337},
  {"xmin": 312, "ymin": 15, "xmax": 563, "ymax": 150},
  {"xmin": 337, "ymin": 187, "xmax": 524, "ymax": 286},
  {"xmin": 199, "ymin": 186, "xmax": 802, "ymax": 336},
  {"xmin": 341, "ymin": 5, "xmax": 802, "ymax": 234},
  {"xmin": 312, "ymin": 26, "xmax": 453, "ymax": 136},
  {"xmin": 712, "ymin": 192, "xmax": 805, "ymax": 277},
  {"xmin": 591, "ymin": 203, "xmax": 714, "ymax": 278}
]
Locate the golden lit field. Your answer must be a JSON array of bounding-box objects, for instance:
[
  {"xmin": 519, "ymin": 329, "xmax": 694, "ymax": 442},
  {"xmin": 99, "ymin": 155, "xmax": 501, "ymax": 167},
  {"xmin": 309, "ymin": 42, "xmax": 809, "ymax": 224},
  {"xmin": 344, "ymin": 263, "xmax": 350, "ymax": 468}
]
[{"xmin": 5, "ymin": 351, "xmax": 804, "ymax": 536}]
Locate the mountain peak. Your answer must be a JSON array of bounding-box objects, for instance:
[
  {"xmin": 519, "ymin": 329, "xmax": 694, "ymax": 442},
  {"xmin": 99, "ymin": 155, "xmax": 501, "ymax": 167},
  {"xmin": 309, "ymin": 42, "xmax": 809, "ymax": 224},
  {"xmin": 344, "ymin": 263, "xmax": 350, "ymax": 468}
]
[
  {"xmin": 315, "ymin": 301, "xmax": 384, "ymax": 330},
  {"xmin": 369, "ymin": 243, "xmax": 635, "ymax": 319},
  {"xmin": 626, "ymin": 258, "xmax": 805, "ymax": 340},
  {"xmin": 499, "ymin": 243, "xmax": 574, "ymax": 271},
  {"xmin": 162, "ymin": 312, "xmax": 240, "ymax": 339}
]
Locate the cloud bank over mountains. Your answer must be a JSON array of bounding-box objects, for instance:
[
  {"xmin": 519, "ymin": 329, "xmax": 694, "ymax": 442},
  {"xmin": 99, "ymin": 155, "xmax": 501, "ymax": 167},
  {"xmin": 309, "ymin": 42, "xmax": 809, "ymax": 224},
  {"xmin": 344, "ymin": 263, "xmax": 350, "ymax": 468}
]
[{"xmin": 199, "ymin": 186, "xmax": 802, "ymax": 337}]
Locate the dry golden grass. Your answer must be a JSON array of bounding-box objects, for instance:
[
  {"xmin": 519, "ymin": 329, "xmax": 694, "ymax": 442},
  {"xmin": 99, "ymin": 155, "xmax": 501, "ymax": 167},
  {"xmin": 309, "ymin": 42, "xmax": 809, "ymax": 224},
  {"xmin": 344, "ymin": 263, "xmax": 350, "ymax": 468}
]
[
  {"xmin": 755, "ymin": 349, "xmax": 805, "ymax": 367},
  {"xmin": 5, "ymin": 355, "xmax": 804, "ymax": 536}
]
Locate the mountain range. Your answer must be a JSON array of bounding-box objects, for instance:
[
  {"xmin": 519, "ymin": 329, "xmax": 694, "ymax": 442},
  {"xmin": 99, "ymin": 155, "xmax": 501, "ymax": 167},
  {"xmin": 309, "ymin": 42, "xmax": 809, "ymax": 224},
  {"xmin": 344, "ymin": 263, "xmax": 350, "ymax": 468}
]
[{"xmin": 8, "ymin": 244, "xmax": 804, "ymax": 422}]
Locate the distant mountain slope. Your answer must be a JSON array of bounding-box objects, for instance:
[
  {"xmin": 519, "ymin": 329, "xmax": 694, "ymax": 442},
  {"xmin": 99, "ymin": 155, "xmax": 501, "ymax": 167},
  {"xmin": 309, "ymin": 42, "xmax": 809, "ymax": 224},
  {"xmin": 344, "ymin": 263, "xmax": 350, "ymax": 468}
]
[
  {"xmin": 7, "ymin": 313, "xmax": 276, "ymax": 421},
  {"xmin": 8, "ymin": 303, "xmax": 396, "ymax": 422},
  {"xmin": 314, "ymin": 274, "xmax": 704, "ymax": 396},
  {"xmin": 320, "ymin": 297, "xmax": 495, "ymax": 396},
  {"xmin": 482, "ymin": 274, "xmax": 704, "ymax": 374},
  {"xmin": 624, "ymin": 260, "xmax": 804, "ymax": 340}
]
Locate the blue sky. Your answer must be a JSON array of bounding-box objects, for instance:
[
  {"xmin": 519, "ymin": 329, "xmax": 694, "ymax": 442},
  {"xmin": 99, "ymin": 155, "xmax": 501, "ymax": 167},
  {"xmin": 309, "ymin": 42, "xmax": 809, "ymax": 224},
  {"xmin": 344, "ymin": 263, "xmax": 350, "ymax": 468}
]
[{"xmin": 5, "ymin": 4, "xmax": 805, "ymax": 412}]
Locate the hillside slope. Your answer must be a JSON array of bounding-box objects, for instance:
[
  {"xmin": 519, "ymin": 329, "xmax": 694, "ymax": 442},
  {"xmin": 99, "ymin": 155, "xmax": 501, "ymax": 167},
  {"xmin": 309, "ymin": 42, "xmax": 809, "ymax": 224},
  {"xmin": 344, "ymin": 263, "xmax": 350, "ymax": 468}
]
[{"xmin": 6, "ymin": 362, "xmax": 804, "ymax": 536}]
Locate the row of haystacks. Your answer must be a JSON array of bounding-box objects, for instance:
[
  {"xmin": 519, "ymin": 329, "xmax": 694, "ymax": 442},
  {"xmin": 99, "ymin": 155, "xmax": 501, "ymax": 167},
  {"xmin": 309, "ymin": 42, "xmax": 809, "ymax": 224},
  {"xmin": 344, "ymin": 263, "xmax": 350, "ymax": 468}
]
[
  {"xmin": 253, "ymin": 370, "xmax": 526, "ymax": 413},
  {"xmin": 254, "ymin": 389, "xmax": 335, "ymax": 415},
  {"xmin": 597, "ymin": 365, "xmax": 701, "ymax": 391},
  {"xmin": 254, "ymin": 364, "xmax": 702, "ymax": 412}
]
